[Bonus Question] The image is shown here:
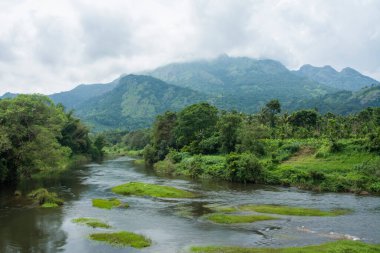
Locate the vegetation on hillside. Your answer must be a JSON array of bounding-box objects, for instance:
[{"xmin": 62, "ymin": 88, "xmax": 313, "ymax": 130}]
[{"xmin": 139, "ymin": 101, "xmax": 380, "ymax": 193}]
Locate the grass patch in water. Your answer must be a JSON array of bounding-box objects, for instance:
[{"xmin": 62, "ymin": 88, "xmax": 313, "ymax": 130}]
[
  {"xmin": 72, "ymin": 218, "xmax": 111, "ymax": 228},
  {"xmin": 41, "ymin": 202, "xmax": 59, "ymax": 208},
  {"xmin": 204, "ymin": 204, "xmax": 238, "ymax": 213},
  {"xmin": 190, "ymin": 240, "xmax": 380, "ymax": 253},
  {"xmin": 239, "ymin": 204, "xmax": 350, "ymax": 216},
  {"xmin": 111, "ymin": 182, "xmax": 196, "ymax": 198},
  {"xmin": 92, "ymin": 198, "xmax": 128, "ymax": 209},
  {"xmin": 28, "ymin": 188, "xmax": 63, "ymax": 207},
  {"xmin": 206, "ymin": 213, "xmax": 277, "ymax": 224},
  {"xmin": 89, "ymin": 231, "xmax": 151, "ymax": 248},
  {"xmin": 133, "ymin": 159, "xmax": 145, "ymax": 165}
]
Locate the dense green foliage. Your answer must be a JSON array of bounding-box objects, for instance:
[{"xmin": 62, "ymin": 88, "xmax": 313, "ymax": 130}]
[
  {"xmin": 0, "ymin": 94, "xmax": 104, "ymax": 185},
  {"xmin": 190, "ymin": 240, "xmax": 380, "ymax": 253},
  {"xmin": 143, "ymin": 101, "xmax": 380, "ymax": 193}
]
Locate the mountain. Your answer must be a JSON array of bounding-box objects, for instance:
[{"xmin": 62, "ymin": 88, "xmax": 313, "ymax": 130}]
[
  {"xmin": 288, "ymin": 84, "xmax": 380, "ymax": 114},
  {"xmin": 294, "ymin": 64, "xmax": 379, "ymax": 91},
  {"xmin": 147, "ymin": 55, "xmax": 335, "ymax": 111},
  {"xmin": 0, "ymin": 92, "xmax": 18, "ymax": 99},
  {"xmin": 49, "ymin": 79, "xmax": 119, "ymax": 109},
  {"xmin": 75, "ymin": 74, "xmax": 207, "ymax": 130}
]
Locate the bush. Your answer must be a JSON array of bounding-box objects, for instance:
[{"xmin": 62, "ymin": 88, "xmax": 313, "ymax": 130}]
[
  {"xmin": 225, "ymin": 153, "xmax": 263, "ymax": 183},
  {"xmin": 153, "ymin": 159, "xmax": 176, "ymax": 174},
  {"xmin": 28, "ymin": 188, "xmax": 63, "ymax": 206}
]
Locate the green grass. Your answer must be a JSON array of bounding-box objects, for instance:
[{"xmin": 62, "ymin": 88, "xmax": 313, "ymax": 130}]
[
  {"xmin": 238, "ymin": 204, "xmax": 350, "ymax": 216},
  {"xmin": 206, "ymin": 213, "xmax": 277, "ymax": 224},
  {"xmin": 41, "ymin": 202, "xmax": 59, "ymax": 208},
  {"xmin": 190, "ymin": 240, "xmax": 380, "ymax": 253},
  {"xmin": 92, "ymin": 198, "xmax": 128, "ymax": 209},
  {"xmin": 89, "ymin": 231, "xmax": 151, "ymax": 248},
  {"xmin": 111, "ymin": 182, "xmax": 197, "ymax": 198},
  {"xmin": 72, "ymin": 218, "xmax": 111, "ymax": 228},
  {"xmin": 133, "ymin": 159, "xmax": 145, "ymax": 165}
]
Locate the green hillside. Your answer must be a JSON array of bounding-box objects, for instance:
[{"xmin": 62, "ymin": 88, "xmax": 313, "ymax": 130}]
[
  {"xmin": 294, "ymin": 64, "xmax": 379, "ymax": 91},
  {"xmin": 147, "ymin": 55, "xmax": 335, "ymax": 109},
  {"xmin": 49, "ymin": 80, "xmax": 119, "ymax": 109},
  {"xmin": 289, "ymin": 85, "xmax": 380, "ymax": 114},
  {"xmin": 75, "ymin": 74, "xmax": 207, "ymax": 131}
]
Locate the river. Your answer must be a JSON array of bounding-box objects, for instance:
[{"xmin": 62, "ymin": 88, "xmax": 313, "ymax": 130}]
[{"xmin": 0, "ymin": 156, "xmax": 379, "ymax": 253}]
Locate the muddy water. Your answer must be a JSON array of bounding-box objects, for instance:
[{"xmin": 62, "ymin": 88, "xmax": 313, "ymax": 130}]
[{"xmin": 0, "ymin": 156, "xmax": 379, "ymax": 253}]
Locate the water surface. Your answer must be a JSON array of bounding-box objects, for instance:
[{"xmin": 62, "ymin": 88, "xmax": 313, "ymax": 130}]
[{"xmin": 1, "ymin": 157, "xmax": 379, "ymax": 253}]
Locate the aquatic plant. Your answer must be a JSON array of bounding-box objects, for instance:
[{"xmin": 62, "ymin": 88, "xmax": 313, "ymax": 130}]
[
  {"xmin": 72, "ymin": 218, "xmax": 111, "ymax": 228},
  {"xmin": 27, "ymin": 188, "xmax": 63, "ymax": 207},
  {"xmin": 238, "ymin": 204, "xmax": 350, "ymax": 216},
  {"xmin": 89, "ymin": 231, "xmax": 151, "ymax": 248},
  {"xmin": 111, "ymin": 182, "xmax": 196, "ymax": 198},
  {"xmin": 190, "ymin": 240, "xmax": 380, "ymax": 253},
  {"xmin": 206, "ymin": 213, "xmax": 277, "ymax": 224},
  {"xmin": 92, "ymin": 198, "xmax": 128, "ymax": 209}
]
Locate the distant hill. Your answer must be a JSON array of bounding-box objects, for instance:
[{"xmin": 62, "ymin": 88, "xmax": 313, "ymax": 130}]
[
  {"xmin": 0, "ymin": 92, "xmax": 18, "ymax": 99},
  {"xmin": 75, "ymin": 74, "xmax": 207, "ymax": 130},
  {"xmin": 2, "ymin": 56, "xmax": 380, "ymax": 130},
  {"xmin": 294, "ymin": 64, "xmax": 379, "ymax": 91},
  {"xmin": 49, "ymin": 79, "xmax": 119, "ymax": 109},
  {"xmin": 147, "ymin": 55, "xmax": 335, "ymax": 111},
  {"xmin": 288, "ymin": 85, "xmax": 380, "ymax": 114}
]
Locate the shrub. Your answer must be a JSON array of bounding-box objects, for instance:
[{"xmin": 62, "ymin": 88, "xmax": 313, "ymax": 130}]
[
  {"xmin": 28, "ymin": 188, "xmax": 63, "ymax": 207},
  {"xmin": 225, "ymin": 153, "xmax": 263, "ymax": 183}
]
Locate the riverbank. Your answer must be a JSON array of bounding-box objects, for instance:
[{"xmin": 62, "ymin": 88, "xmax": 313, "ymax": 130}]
[{"xmin": 150, "ymin": 138, "xmax": 380, "ymax": 194}]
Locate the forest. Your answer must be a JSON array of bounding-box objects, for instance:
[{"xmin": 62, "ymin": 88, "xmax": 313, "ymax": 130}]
[
  {"xmin": 109, "ymin": 100, "xmax": 380, "ymax": 194},
  {"xmin": 0, "ymin": 94, "xmax": 105, "ymax": 185}
]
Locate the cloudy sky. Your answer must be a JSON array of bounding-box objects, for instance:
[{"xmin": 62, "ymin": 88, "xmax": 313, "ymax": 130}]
[{"xmin": 0, "ymin": 0, "xmax": 379, "ymax": 95}]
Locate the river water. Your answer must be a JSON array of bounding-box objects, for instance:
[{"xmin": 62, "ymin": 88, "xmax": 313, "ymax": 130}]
[{"xmin": 0, "ymin": 156, "xmax": 379, "ymax": 253}]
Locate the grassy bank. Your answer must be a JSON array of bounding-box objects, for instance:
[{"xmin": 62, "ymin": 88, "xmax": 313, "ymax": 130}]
[
  {"xmin": 151, "ymin": 138, "xmax": 380, "ymax": 194},
  {"xmin": 190, "ymin": 240, "xmax": 380, "ymax": 253}
]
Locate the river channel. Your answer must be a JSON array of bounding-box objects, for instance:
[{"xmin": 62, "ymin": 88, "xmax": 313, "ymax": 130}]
[{"xmin": 0, "ymin": 156, "xmax": 379, "ymax": 253}]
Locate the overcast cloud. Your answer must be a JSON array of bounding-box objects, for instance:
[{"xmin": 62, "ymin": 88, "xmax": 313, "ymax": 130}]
[{"xmin": 0, "ymin": 0, "xmax": 379, "ymax": 95}]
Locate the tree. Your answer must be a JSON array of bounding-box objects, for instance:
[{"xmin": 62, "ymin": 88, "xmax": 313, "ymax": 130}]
[
  {"xmin": 260, "ymin": 99, "xmax": 281, "ymax": 128},
  {"xmin": 225, "ymin": 153, "xmax": 263, "ymax": 183},
  {"xmin": 218, "ymin": 112, "xmax": 242, "ymax": 153},
  {"xmin": 175, "ymin": 103, "xmax": 218, "ymax": 149},
  {"xmin": 0, "ymin": 95, "xmax": 70, "ymax": 183}
]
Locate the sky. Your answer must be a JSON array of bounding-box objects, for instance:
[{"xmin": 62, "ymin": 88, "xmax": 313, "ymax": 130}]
[{"xmin": 0, "ymin": 0, "xmax": 379, "ymax": 95}]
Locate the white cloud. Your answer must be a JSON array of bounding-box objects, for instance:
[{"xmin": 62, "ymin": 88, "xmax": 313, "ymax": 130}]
[{"xmin": 0, "ymin": 0, "xmax": 379, "ymax": 95}]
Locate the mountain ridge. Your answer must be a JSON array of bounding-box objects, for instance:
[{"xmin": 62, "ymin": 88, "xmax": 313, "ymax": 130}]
[{"xmin": 294, "ymin": 64, "xmax": 378, "ymax": 91}]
